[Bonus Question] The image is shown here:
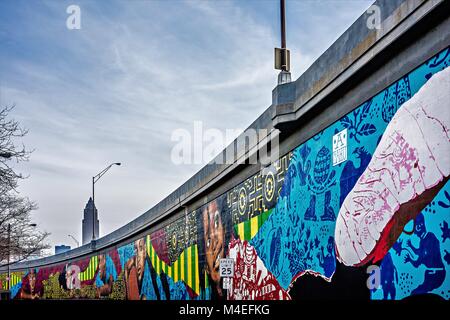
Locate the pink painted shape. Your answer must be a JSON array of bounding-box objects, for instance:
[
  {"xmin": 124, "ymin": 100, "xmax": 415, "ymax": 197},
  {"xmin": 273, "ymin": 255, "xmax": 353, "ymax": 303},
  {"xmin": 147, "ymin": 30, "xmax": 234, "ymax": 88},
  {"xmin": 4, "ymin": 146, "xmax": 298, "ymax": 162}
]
[{"xmin": 335, "ymin": 67, "xmax": 450, "ymax": 266}]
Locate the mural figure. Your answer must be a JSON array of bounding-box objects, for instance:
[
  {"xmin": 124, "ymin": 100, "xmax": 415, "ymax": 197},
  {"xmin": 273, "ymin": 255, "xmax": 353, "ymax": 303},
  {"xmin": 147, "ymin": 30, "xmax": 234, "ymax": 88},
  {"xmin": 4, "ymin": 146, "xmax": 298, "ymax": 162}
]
[
  {"xmin": 280, "ymin": 147, "xmax": 307, "ymax": 212},
  {"xmin": 58, "ymin": 265, "xmax": 68, "ymax": 291},
  {"xmin": 304, "ymin": 195, "xmax": 316, "ymax": 221},
  {"xmin": 321, "ymin": 191, "xmax": 335, "ymax": 221},
  {"xmin": 151, "ymin": 229, "xmax": 170, "ymax": 265},
  {"xmin": 20, "ymin": 269, "xmax": 42, "ymax": 299},
  {"xmin": 95, "ymin": 254, "xmax": 117, "ymax": 298},
  {"xmin": 58, "ymin": 263, "xmax": 79, "ymax": 291},
  {"xmin": 197, "ymin": 197, "xmax": 233, "ymax": 300},
  {"xmin": 124, "ymin": 237, "xmax": 167, "ymax": 300},
  {"xmin": 380, "ymin": 253, "xmax": 398, "ymax": 300},
  {"xmin": 373, "ymin": 180, "xmax": 450, "ymax": 301},
  {"xmin": 227, "ymin": 239, "xmax": 290, "ymax": 300},
  {"xmin": 317, "ymin": 237, "xmax": 335, "ymax": 278},
  {"xmin": 403, "ymin": 213, "xmax": 446, "ymax": 295},
  {"xmin": 339, "ymin": 147, "xmax": 372, "ymax": 207}
]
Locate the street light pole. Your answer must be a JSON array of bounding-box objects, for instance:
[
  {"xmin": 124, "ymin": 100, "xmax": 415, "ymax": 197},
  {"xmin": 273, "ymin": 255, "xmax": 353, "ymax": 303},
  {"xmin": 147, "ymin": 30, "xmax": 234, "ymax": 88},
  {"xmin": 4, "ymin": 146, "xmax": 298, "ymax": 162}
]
[
  {"xmin": 91, "ymin": 162, "xmax": 121, "ymax": 241},
  {"xmin": 275, "ymin": 0, "xmax": 291, "ymax": 84},
  {"xmin": 6, "ymin": 223, "xmax": 10, "ymax": 292},
  {"xmin": 280, "ymin": 0, "xmax": 286, "ymax": 51},
  {"xmin": 68, "ymin": 234, "xmax": 79, "ymax": 247}
]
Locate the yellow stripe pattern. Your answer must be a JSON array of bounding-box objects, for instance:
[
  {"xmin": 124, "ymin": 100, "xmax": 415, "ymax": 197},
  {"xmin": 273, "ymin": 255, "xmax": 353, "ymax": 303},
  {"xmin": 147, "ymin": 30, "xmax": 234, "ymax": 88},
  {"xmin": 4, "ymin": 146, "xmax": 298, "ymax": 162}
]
[
  {"xmin": 0, "ymin": 272, "xmax": 23, "ymax": 290},
  {"xmin": 236, "ymin": 209, "xmax": 272, "ymax": 241},
  {"xmin": 146, "ymin": 235, "xmax": 200, "ymax": 295},
  {"xmin": 78, "ymin": 256, "xmax": 98, "ymax": 281}
]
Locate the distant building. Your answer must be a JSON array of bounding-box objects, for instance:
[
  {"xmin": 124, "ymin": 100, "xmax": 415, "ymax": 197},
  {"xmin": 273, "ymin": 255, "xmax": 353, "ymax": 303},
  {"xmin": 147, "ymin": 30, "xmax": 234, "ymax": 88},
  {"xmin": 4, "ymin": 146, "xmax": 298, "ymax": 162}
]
[
  {"xmin": 82, "ymin": 197, "xmax": 99, "ymax": 245},
  {"xmin": 55, "ymin": 245, "xmax": 71, "ymax": 255}
]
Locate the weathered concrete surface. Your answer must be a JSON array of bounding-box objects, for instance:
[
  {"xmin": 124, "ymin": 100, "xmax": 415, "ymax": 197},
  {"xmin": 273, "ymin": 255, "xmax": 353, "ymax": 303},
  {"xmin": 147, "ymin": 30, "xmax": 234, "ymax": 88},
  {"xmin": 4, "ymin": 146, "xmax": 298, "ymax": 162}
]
[{"xmin": 2, "ymin": 0, "xmax": 449, "ymax": 271}]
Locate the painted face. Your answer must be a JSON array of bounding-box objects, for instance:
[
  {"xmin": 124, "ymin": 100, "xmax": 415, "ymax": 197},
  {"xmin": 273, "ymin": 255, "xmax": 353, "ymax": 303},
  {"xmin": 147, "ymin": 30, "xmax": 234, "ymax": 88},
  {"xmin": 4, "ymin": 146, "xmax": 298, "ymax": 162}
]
[
  {"xmin": 28, "ymin": 269, "xmax": 36, "ymax": 293},
  {"xmin": 98, "ymin": 254, "xmax": 106, "ymax": 280},
  {"xmin": 135, "ymin": 238, "xmax": 146, "ymax": 282},
  {"xmin": 203, "ymin": 201, "xmax": 224, "ymax": 286},
  {"xmin": 414, "ymin": 214, "xmax": 426, "ymax": 238}
]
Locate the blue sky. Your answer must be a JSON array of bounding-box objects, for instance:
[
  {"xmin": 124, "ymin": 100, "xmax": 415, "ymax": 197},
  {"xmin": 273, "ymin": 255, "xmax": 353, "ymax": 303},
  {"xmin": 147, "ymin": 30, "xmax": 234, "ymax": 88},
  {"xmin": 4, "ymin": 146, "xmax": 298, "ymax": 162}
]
[{"xmin": 0, "ymin": 0, "xmax": 373, "ymax": 253}]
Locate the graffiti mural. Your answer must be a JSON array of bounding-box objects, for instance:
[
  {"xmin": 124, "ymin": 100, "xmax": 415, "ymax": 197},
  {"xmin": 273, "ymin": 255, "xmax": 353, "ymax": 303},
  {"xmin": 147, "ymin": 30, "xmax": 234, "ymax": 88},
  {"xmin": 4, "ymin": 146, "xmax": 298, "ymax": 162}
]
[
  {"xmin": 335, "ymin": 66, "xmax": 450, "ymax": 267},
  {"xmin": 226, "ymin": 154, "xmax": 291, "ymax": 225},
  {"xmin": 1, "ymin": 47, "xmax": 449, "ymax": 301},
  {"xmin": 372, "ymin": 180, "xmax": 450, "ymax": 299},
  {"xmin": 227, "ymin": 239, "xmax": 290, "ymax": 300}
]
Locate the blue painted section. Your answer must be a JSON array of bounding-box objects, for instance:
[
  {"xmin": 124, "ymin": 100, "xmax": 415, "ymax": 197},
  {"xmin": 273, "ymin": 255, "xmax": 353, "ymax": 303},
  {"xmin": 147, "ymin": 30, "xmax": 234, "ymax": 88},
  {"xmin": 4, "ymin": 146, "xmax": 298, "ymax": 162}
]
[{"xmin": 251, "ymin": 48, "xmax": 450, "ymax": 292}]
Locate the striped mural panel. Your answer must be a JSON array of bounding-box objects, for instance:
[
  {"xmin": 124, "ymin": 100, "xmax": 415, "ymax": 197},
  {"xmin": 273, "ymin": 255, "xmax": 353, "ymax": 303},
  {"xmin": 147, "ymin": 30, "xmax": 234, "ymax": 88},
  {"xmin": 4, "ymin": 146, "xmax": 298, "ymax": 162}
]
[
  {"xmin": 146, "ymin": 235, "xmax": 200, "ymax": 295},
  {"xmin": 235, "ymin": 209, "xmax": 272, "ymax": 241},
  {"xmin": 0, "ymin": 272, "xmax": 23, "ymax": 290},
  {"xmin": 78, "ymin": 256, "xmax": 98, "ymax": 282}
]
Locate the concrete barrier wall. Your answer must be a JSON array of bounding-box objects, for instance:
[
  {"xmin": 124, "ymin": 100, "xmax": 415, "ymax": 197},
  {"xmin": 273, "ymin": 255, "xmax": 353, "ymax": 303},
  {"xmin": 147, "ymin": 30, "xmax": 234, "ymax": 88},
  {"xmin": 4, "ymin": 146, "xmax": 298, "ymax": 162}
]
[{"xmin": 1, "ymin": 0, "xmax": 449, "ymax": 300}]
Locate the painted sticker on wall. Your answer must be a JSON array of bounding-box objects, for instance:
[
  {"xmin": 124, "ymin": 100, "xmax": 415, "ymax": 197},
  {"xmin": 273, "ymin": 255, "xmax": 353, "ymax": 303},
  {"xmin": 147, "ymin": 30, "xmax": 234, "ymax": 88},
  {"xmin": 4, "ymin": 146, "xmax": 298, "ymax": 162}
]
[{"xmin": 333, "ymin": 129, "xmax": 347, "ymax": 166}]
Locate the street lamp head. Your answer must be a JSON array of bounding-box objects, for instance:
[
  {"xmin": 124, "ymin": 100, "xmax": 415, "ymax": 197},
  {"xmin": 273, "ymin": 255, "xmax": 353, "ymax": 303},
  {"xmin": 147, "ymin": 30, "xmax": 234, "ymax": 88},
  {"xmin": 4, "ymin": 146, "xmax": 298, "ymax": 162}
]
[
  {"xmin": 114, "ymin": 162, "xmax": 121, "ymax": 166},
  {"xmin": 29, "ymin": 223, "xmax": 37, "ymax": 227}
]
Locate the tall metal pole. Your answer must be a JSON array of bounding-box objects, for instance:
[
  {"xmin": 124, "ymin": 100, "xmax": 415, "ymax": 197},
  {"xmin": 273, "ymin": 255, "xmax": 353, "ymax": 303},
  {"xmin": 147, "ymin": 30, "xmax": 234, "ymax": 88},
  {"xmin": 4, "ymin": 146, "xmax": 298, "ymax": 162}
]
[
  {"xmin": 276, "ymin": 0, "xmax": 291, "ymax": 83},
  {"xmin": 68, "ymin": 234, "xmax": 79, "ymax": 247},
  {"xmin": 280, "ymin": 0, "xmax": 286, "ymax": 50},
  {"xmin": 7, "ymin": 223, "xmax": 10, "ymax": 291},
  {"xmin": 90, "ymin": 163, "xmax": 120, "ymax": 242},
  {"xmin": 92, "ymin": 176, "xmax": 95, "ymax": 241}
]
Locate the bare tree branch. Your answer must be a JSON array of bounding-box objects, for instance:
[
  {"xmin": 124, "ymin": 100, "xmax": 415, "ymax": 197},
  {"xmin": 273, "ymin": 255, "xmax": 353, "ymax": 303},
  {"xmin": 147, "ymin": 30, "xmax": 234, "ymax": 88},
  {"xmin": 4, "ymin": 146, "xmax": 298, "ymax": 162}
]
[{"xmin": 0, "ymin": 105, "xmax": 50, "ymax": 264}]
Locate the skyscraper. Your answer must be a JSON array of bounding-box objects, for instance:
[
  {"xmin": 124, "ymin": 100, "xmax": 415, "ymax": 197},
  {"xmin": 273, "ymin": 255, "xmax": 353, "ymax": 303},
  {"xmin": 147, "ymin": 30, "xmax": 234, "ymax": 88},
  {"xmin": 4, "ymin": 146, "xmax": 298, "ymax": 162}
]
[{"xmin": 82, "ymin": 197, "xmax": 99, "ymax": 245}]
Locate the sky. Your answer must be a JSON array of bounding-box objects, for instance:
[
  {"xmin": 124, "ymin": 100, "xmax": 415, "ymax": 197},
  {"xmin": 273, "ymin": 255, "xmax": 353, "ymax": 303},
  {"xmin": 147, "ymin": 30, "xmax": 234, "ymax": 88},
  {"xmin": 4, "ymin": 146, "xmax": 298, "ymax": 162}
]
[{"xmin": 0, "ymin": 0, "xmax": 373, "ymax": 254}]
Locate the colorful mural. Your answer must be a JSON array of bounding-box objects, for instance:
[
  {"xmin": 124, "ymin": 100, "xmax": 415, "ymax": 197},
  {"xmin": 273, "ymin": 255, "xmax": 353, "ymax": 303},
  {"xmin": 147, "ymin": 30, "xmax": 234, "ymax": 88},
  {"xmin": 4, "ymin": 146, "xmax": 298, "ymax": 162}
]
[
  {"xmin": 371, "ymin": 181, "xmax": 450, "ymax": 300},
  {"xmin": 335, "ymin": 66, "xmax": 450, "ymax": 267},
  {"xmin": 1, "ymin": 47, "xmax": 449, "ymax": 301}
]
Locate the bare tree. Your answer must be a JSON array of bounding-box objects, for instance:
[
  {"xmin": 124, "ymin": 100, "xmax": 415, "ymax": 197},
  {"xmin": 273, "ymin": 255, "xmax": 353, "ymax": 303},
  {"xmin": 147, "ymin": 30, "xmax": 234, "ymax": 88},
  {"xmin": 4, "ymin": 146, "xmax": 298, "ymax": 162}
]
[{"xmin": 0, "ymin": 105, "xmax": 49, "ymax": 265}]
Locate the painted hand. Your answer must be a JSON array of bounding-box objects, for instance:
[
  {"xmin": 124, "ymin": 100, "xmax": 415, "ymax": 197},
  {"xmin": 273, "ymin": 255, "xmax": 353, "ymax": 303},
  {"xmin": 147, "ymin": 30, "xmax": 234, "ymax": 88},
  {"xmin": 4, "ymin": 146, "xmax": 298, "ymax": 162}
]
[
  {"xmin": 406, "ymin": 239, "xmax": 413, "ymax": 249},
  {"xmin": 403, "ymin": 252, "xmax": 412, "ymax": 264}
]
